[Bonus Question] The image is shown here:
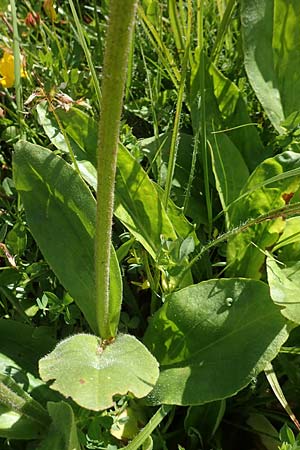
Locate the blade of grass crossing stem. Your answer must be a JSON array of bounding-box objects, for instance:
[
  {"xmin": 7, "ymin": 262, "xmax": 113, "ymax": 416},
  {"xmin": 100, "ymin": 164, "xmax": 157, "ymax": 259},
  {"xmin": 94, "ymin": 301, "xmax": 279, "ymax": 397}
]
[
  {"xmin": 123, "ymin": 405, "xmax": 173, "ymax": 450},
  {"xmin": 265, "ymin": 362, "xmax": 300, "ymax": 430},
  {"xmin": 198, "ymin": 0, "xmax": 212, "ymax": 236},
  {"xmin": 211, "ymin": 0, "xmax": 236, "ymax": 63},
  {"xmin": 163, "ymin": 0, "xmax": 192, "ymax": 210},
  {"xmin": 222, "ymin": 166, "xmax": 300, "ymax": 217},
  {"xmin": 95, "ymin": 0, "xmax": 138, "ymax": 339},
  {"xmin": 175, "ymin": 201, "xmax": 300, "ymax": 289},
  {"xmin": 69, "ymin": 0, "xmax": 101, "ymax": 109},
  {"xmin": 10, "ymin": 0, "xmax": 24, "ymax": 137}
]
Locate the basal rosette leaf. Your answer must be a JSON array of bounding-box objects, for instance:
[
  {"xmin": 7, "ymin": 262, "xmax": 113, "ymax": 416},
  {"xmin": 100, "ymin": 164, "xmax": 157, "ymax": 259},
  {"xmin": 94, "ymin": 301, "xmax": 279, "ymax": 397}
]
[
  {"xmin": 39, "ymin": 334, "xmax": 159, "ymax": 411},
  {"xmin": 144, "ymin": 278, "xmax": 289, "ymax": 406},
  {"xmin": 13, "ymin": 141, "xmax": 122, "ymax": 336}
]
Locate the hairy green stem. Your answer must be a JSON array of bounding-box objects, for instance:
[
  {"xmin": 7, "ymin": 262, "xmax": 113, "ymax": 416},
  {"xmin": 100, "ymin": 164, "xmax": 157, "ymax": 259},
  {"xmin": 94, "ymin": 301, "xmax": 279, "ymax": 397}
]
[
  {"xmin": 0, "ymin": 379, "xmax": 49, "ymax": 426},
  {"xmin": 124, "ymin": 405, "xmax": 173, "ymax": 450},
  {"xmin": 95, "ymin": 0, "xmax": 138, "ymax": 339}
]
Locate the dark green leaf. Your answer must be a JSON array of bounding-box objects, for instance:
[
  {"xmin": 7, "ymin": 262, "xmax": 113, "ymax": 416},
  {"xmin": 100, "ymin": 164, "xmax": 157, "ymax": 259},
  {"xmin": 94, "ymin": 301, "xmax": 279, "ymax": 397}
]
[
  {"xmin": 0, "ymin": 319, "xmax": 55, "ymax": 375},
  {"xmin": 13, "ymin": 141, "xmax": 122, "ymax": 335},
  {"xmin": 144, "ymin": 278, "xmax": 289, "ymax": 406},
  {"xmin": 37, "ymin": 402, "xmax": 80, "ymax": 450}
]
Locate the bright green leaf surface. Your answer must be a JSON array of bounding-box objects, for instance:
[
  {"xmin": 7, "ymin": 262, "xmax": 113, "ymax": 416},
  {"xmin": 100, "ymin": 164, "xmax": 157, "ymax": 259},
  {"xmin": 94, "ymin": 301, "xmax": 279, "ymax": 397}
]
[
  {"xmin": 140, "ymin": 132, "xmax": 207, "ymax": 226},
  {"xmin": 39, "ymin": 333, "xmax": 159, "ymax": 411},
  {"xmin": 13, "ymin": 141, "xmax": 122, "ymax": 335},
  {"xmin": 241, "ymin": 0, "xmax": 300, "ymax": 132},
  {"xmin": 210, "ymin": 132, "xmax": 249, "ymax": 218},
  {"xmin": 36, "ymin": 102, "xmax": 69, "ymax": 154},
  {"xmin": 37, "ymin": 106, "xmax": 189, "ymax": 258},
  {"xmin": 208, "ymin": 62, "xmax": 266, "ymax": 171},
  {"xmin": 274, "ymin": 216, "xmax": 300, "ymax": 252},
  {"xmin": 227, "ymin": 151, "xmax": 300, "ymax": 278},
  {"xmin": 38, "ymin": 402, "xmax": 80, "ymax": 450},
  {"xmin": 144, "ymin": 279, "xmax": 289, "ymax": 406},
  {"xmin": 37, "ymin": 102, "xmax": 97, "ymax": 166},
  {"xmin": 190, "ymin": 55, "xmax": 266, "ymax": 172},
  {"xmin": 115, "ymin": 143, "xmax": 177, "ymax": 259},
  {"xmin": 267, "ymin": 257, "xmax": 300, "ymax": 323}
]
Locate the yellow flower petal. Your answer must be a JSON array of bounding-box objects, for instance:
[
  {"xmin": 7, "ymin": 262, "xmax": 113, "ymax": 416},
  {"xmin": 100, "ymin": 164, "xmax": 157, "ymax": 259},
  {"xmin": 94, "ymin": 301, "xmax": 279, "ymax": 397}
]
[
  {"xmin": 0, "ymin": 52, "xmax": 15, "ymax": 88},
  {"xmin": 0, "ymin": 50, "xmax": 26, "ymax": 89}
]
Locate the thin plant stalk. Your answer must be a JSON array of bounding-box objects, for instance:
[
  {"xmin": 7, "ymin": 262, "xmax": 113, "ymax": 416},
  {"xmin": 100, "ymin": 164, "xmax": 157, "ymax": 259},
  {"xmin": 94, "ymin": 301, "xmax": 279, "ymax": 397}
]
[
  {"xmin": 139, "ymin": 39, "xmax": 162, "ymax": 181},
  {"xmin": 95, "ymin": 0, "xmax": 138, "ymax": 339},
  {"xmin": 10, "ymin": 0, "xmax": 23, "ymax": 136},
  {"xmin": 69, "ymin": 0, "xmax": 102, "ymax": 109},
  {"xmin": 123, "ymin": 405, "xmax": 172, "ymax": 450},
  {"xmin": 92, "ymin": 0, "xmax": 103, "ymax": 62},
  {"xmin": 125, "ymin": 28, "xmax": 135, "ymax": 102},
  {"xmin": 163, "ymin": 0, "xmax": 192, "ymax": 210},
  {"xmin": 197, "ymin": 0, "xmax": 212, "ymax": 236},
  {"xmin": 138, "ymin": 5, "xmax": 180, "ymax": 89},
  {"xmin": 211, "ymin": 0, "xmax": 236, "ymax": 62},
  {"xmin": 265, "ymin": 363, "xmax": 300, "ymax": 430},
  {"xmin": 183, "ymin": 119, "xmax": 200, "ymax": 214}
]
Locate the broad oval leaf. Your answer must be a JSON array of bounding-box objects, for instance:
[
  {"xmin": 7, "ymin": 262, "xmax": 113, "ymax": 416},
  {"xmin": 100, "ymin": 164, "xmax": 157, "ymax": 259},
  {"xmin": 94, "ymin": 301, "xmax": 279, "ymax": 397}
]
[
  {"xmin": 39, "ymin": 333, "xmax": 159, "ymax": 411},
  {"xmin": 13, "ymin": 141, "xmax": 122, "ymax": 336},
  {"xmin": 144, "ymin": 278, "xmax": 289, "ymax": 406}
]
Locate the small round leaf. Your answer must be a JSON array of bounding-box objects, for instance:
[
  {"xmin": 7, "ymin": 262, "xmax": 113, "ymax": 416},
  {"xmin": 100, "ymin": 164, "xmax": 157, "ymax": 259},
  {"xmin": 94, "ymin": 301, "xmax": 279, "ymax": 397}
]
[{"xmin": 39, "ymin": 333, "xmax": 159, "ymax": 411}]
